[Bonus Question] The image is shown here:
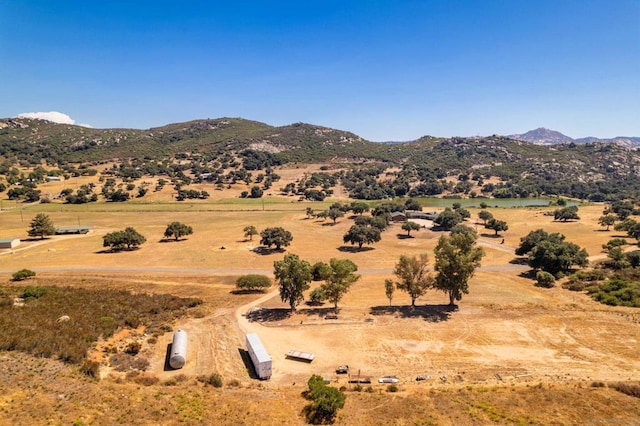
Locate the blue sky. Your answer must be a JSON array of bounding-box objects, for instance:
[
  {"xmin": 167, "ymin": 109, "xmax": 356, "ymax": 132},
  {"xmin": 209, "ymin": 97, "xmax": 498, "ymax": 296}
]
[{"xmin": 1, "ymin": 0, "xmax": 638, "ymax": 140}]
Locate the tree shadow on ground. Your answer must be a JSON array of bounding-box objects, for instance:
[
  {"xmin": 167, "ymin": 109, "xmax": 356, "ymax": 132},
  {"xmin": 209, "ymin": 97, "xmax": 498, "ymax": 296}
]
[
  {"xmin": 509, "ymin": 257, "xmax": 529, "ymax": 265},
  {"xmin": 337, "ymin": 246, "xmax": 374, "ymax": 253},
  {"xmin": 369, "ymin": 304, "xmax": 457, "ymax": 322},
  {"xmin": 321, "ymin": 222, "xmax": 338, "ymax": 227},
  {"xmin": 252, "ymin": 246, "xmax": 286, "ymax": 256},
  {"xmin": 94, "ymin": 247, "xmax": 141, "ymax": 254},
  {"xmin": 237, "ymin": 348, "xmax": 258, "ymax": 379},
  {"xmin": 519, "ymin": 270, "xmax": 537, "ymax": 279},
  {"xmin": 480, "ymin": 233, "xmax": 501, "ymax": 238},
  {"xmin": 24, "ymin": 237, "xmax": 52, "ymax": 242},
  {"xmin": 158, "ymin": 239, "xmax": 185, "ymax": 243},
  {"xmin": 396, "ymin": 234, "xmax": 414, "ymax": 239},
  {"xmin": 246, "ymin": 307, "xmax": 292, "ymax": 322},
  {"xmin": 297, "ymin": 307, "xmax": 339, "ymax": 319},
  {"xmin": 230, "ymin": 289, "xmax": 268, "ymax": 295}
]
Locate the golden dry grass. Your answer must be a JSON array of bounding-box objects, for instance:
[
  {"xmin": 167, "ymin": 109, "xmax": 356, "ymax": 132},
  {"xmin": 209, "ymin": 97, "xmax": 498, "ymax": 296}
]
[{"xmin": 1, "ymin": 191, "xmax": 640, "ymax": 424}]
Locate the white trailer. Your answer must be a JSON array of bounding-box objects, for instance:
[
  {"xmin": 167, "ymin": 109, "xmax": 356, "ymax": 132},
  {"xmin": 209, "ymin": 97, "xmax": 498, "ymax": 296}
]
[
  {"xmin": 246, "ymin": 333, "xmax": 272, "ymax": 379},
  {"xmin": 169, "ymin": 329, "xmax": 187, "ymax": 369}
]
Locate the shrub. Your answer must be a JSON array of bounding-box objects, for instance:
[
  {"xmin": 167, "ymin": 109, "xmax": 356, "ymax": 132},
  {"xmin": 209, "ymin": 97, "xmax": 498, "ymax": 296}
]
[
  {"xmin": 22, "ymin": 285, "xmax": 47, "ymax": 298},
  {"xmin": 387, "ymin": 384, "xmax": 399, "ymax": 392},
  {"xmin": 609, "ymin": 382, "xmax": 640, "ymax": 398},
  {"xmin": 125, "ymin": 342, "xmax": 141, "ymax": 355},
  {"xmin": 134, "ymin": 374, "xmax": 159, "ymax": 386},
  {"xmin": 535, "ymin": 271, "xmax": 556, "ymax": 288},
  {"xmin": 206, "ymin": 373, "xmax": 223, "ymax": 388},
  {"xmin": 235, "ymin": 274, "xmax": 271, "ymax": 292},
  {"xmin": 13, "ymin": 269, "xmax": 36, "ymax": 282},
  {"xmin": 79, "ymin": 360, "xmax": 100, "ymax": 379}
]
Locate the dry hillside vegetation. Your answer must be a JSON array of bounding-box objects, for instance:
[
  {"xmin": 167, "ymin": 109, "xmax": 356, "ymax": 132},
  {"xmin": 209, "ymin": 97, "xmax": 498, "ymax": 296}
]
[{"xmin": 1, "ymin": 199, "xmax": 639, "ymax": 424}]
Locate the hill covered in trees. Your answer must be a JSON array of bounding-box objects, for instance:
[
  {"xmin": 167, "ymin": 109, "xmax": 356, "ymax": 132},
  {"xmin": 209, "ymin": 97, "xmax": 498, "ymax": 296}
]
[{"xmin": 1, "ymin": 116, "xmax": 639, "ymax": 201}]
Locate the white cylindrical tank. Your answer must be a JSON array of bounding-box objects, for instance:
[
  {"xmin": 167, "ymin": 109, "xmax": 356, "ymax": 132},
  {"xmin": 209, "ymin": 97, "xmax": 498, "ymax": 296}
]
[{"xmin": 169, "ymin": 329, "xmax": 187, "ymax": 369}]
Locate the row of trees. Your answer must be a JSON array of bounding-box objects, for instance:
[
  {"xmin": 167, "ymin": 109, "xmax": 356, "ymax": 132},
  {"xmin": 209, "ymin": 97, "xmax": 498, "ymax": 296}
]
[
  {"xmin": 26, "ymin": 214, "xmax": 193, "ymax": 248},
  {"xmin": 273, "ymin": 226, "xmax": 485, "ymax": 311}
]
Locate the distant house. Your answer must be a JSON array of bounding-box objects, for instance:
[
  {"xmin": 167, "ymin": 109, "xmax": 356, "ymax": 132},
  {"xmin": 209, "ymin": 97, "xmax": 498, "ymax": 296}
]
[
  {"xmin": 407, "ymin": 211, "xmax": 439, "ymax": 220},
  {"xmin": 46, "ymin": 176, "xmax": 64, "ymax": 182},
  {"xmin": 0, "ymin": 238, "xmax": 20, "ymax": 249},
  {"xmin": 55, "ymin": 226, "xmax": 91, "ymax": 235},
  {"xmin": 390, "ymin": 211, "xmax": 407, "ymax": 222}
]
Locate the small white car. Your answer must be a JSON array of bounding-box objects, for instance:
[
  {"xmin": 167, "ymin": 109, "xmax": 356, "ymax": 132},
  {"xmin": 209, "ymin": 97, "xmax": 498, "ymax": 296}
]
[{"xmin": 378, "ymin": 375, "xmax": 399, "ymax": 384}]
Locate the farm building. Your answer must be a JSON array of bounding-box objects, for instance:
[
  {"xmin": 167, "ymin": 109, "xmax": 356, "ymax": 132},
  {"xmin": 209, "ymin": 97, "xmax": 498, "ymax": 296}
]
[
  {"xmin": 0, "ymin": 238, "xmax": 20, "ymax": 249},
  {"xmin": 390, "ymin": 211, "xmax": 407, "ymax": 222},
  {"xmin": 407, "ymin": 211, "xmax": 439, "ymax": 220},
  {"xmin": 55, "ymin": 226, "xmax": 91, "ymax": 235}
]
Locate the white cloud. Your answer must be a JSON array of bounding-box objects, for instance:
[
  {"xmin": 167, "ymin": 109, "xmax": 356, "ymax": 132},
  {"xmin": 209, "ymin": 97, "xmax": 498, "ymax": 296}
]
[{"xmin": 16, "ymin": 111, "xmax": 92, "ymax": 127}]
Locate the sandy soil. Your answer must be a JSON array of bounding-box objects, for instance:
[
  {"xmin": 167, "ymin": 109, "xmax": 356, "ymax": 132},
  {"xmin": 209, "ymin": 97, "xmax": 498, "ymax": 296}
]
[{"xmin": 144, "ymin": 270, "xmax": 640, "ymax": 391}]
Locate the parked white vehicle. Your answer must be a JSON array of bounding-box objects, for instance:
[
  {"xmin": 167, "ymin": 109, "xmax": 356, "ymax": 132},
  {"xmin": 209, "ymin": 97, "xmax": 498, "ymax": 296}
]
[{"xmin": 378, "ymin": 375, "xmax": 399, "ymax": 384}]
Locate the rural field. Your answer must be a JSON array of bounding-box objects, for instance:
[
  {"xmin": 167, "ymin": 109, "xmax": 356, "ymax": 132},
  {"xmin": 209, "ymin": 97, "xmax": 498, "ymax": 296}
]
[{"xmin": 1, "ymin": 190, "xmax": 640, "ymax": 425}]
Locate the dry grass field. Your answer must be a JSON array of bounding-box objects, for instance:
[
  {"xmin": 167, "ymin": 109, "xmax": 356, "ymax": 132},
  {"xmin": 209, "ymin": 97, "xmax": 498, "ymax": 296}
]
[{"xmin": 1, "ymin": 185, "xmax": 640, "ymax": 424}]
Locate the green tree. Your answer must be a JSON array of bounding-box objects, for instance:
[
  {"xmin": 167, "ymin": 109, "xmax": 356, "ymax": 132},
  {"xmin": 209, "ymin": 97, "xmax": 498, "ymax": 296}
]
[
  {"xmin": 598, "ymin": 214, "xmax": 617, "ymax": 231},
  {"xmin": 309, "ymin": 287, "xmax": 327, "ymax": 304},
  {"xmin": 614, "ymin": 218, "xmax": 637, "ymax": 233},
  {"xmin": 515, "ymin": 229, "xmax": 564, "ymax": 256},
  {"xmin": 450, "ymin": 224, "xmax": 477, "ymax": 238},
  {"xmin": 350, "ymin": 201, "xmax": 369, "ymax": 215},
  {"xmin": 235, "ymin": 274, "xmax": 272, "ymax": 292},
  {"xmin": 311, "ymin": 261, "xmax": 332, "ymax": 281},
  {"xmin": 163, "ymin": 221, "xmax": 193, "ymax": 241},
  {"xmin": 27, "ymin": 213, "xmax": 55, "ymax": 239},
  {"xmin": 434, "ymin": 232, "xmax": 484, "ymax": 305},
  {"xmin": 434, "ymin": 208, "xmax": 463, "ymax": 230},
  {"xmin": 602, "ymin": 238, "xmax": 627, "ymax": 251},
  {"xmin": 528, "ymin": 239, "xmax": 589, "ymax": 276},
  {"xmin": 343, "ymin": 225, "xmax": 381, "ymax": 249},
  {"xmin": 305, "ymin": 374, "xmax": 346, "ymax": 424},
  {"xmin": 243, "ymin": 225, "xmax": 258, "ymax": 241},
  {"xmin": 401, "ymin": 221, "xmax": 421, "ymax": 237},
  {"xmin": 305, "ymin": 207, "xmax": 315, "ymax": 218},
  {"xmin": 260, "ymin": 227, "xmax": 293, "ymax": 250},
  {"xmin": 404, "ymin": 198, "xmax": 422, "ymax": 211},
  {"xmin": 393, "ymin": 254, "xmax": 434, "ymax": 307},
  {"xmin": 250, "ymin": 186, "xmax": 263, "ymax": 198},
  {"xmin": 319, "ymin": 259, "xmax": 360, "ymax": 309},
  {"xmin": 554, "ymin": 206, "xmax": 580, "ymax": 222},
  {"xmin": 273, "ymin": 254, "xmax": 312, "ymax": 311},
  {"xmin": 606, "ymin": 247, "xmax": 630, "ymax": 270},
  {"xmin": 102, "ymin": 227, "xmax": 146, "ymax": 251},
  {"xmin": 327, "ymin": 208, "xmax": 344, "ymax": 224},
  {"xmin": 384, "ymin": 278, "xmax": 395, "ymax": 306},
  {"xmin": 486, "ymin": 218, "xmax": 508, "ymax": 236},
  {"xmin": 478, "ymin": 210, "xmax": 493, "ymax": 225}
]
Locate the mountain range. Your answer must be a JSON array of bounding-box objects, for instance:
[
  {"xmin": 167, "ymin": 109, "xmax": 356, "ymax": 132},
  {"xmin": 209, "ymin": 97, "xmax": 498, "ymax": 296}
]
[{"xmin": 508, "ymin": 127, "xmax": 640, "ymax": 148}]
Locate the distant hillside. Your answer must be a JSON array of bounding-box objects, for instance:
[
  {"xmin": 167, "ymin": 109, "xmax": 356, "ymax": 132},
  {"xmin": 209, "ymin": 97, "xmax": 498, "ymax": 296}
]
[
  {"xmin": 0, "ymin": 117, "xmax": 386, "ymax": 164},
  {"xmin": 509, "ymin": 127, "xmax": 640, "ymax": 148},
  {"xmin": 1, "ymin": 116, "xmax": 640, "ymax": 201}
]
